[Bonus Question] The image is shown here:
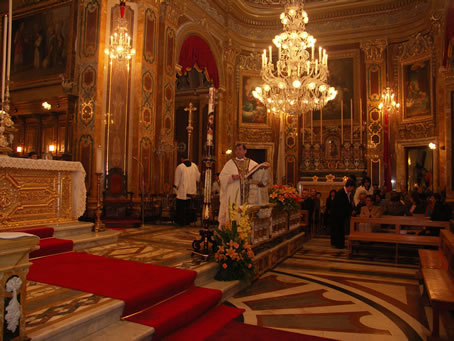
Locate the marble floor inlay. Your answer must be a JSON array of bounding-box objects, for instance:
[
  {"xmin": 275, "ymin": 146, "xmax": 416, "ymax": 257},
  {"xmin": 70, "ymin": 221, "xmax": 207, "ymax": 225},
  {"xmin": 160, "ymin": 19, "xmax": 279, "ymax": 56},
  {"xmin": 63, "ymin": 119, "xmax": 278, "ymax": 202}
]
[{"xmin": 226, "ymin": 237, "xmax": 446, "ymax": 341}]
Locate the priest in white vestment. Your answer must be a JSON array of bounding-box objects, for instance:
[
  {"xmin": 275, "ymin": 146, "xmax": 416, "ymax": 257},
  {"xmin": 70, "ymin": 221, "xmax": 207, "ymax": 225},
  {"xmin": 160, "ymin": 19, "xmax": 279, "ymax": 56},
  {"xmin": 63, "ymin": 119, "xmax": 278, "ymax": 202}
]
[
  {"xmin": 218, "ymin": 144, "xmax": 269, "ymax": 225},
  {"xmin": 174, "ymin": 158, "xmax": 200, "ymax": 225}
]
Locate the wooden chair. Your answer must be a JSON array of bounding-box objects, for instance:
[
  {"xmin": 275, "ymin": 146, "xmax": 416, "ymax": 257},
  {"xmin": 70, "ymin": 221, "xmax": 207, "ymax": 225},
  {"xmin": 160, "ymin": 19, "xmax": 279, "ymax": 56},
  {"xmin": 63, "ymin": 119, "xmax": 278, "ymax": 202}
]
[{"xmin": 103, "ymin": 167, "xmax": 134, "ymax": 220}]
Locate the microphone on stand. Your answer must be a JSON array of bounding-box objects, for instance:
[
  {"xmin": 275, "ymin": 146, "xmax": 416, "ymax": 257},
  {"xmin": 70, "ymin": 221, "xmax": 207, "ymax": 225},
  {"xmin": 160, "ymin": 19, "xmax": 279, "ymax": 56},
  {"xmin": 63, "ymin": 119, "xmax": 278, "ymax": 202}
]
[{"xmin": 132, "ymin": 157, "xmax": 145, "ymax": 228}]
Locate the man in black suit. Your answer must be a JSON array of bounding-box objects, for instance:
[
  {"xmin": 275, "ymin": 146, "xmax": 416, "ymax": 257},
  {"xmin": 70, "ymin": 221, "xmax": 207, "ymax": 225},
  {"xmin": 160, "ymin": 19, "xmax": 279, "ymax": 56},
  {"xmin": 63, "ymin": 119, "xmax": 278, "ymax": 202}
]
[{"xmin": 330, "ymin": 179, "xmax": 355, "ymax": 249}]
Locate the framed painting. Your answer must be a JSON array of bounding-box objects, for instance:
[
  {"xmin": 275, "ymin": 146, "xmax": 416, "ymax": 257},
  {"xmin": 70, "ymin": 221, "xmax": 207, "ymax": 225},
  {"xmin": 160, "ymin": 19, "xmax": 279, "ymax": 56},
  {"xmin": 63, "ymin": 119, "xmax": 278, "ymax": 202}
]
[
  {"xmin": 401, "ymin": 57, "xmax": 432, "ymax": 122},
  {"xmin": 313, "ymin": 50, "xmax": 360, "ymax": 123},
  {"xmin": 11, "ymin": 1, "xmax": 74, "ymax": 89},
  {"xmin": 239, "ymin": 71, "xmax": 269, "ymax": 127}
]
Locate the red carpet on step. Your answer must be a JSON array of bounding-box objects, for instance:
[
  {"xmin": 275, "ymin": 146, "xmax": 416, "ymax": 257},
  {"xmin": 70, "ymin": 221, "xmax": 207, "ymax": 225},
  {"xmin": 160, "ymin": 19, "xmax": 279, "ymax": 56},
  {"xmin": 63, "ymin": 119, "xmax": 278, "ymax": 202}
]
[
  {"xmin": 127, "ymin": 286, "xmax": 222, "ymax": 339},
  {"xmin": 14, "ymin": 226, "xmax": 54, "ymax": 238},
  {"xmin": 165, "ymin": 304, "xmax": 245, "ymax": 341},
  {"xmin": 30, "ymin": 237, "xmax": 74, "ymax": 258},
  {"xmin": 207, "ymin": 320, "xmax": 335, "ymax": 341},
  {"xmin": 27, "ymin": 252, "xmax": 197, "ymax": 316}
]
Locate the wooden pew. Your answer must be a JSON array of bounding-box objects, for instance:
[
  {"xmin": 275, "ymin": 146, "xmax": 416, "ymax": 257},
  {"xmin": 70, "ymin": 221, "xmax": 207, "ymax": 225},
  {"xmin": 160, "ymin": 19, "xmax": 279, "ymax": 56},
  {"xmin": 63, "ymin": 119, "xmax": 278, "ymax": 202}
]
[
  {"xmin": 419, "ymin": 230, "xmax": 454, "ymax": 339},
  {"xmin": 348, "ymin": 216, "xmax": 449, "ymax": 263}
]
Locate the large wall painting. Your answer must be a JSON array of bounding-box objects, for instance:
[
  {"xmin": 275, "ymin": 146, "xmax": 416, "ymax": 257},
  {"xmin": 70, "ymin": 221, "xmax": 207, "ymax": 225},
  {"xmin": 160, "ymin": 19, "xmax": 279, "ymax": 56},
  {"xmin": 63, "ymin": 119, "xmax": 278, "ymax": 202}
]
[
  {"xmin": 313, "ymin": 50, "xmax": 360, "ymax": 122},
  {"xmin": 11, "ymin": 2, "xmax": 72, "ymax": 87},
  {"xmin": 401, "ymin": 58, "xmax": 432, "ymax": 122},
  {"xmin": 239, "ymin": 71, "xmax": 269, "ymax": 127}
]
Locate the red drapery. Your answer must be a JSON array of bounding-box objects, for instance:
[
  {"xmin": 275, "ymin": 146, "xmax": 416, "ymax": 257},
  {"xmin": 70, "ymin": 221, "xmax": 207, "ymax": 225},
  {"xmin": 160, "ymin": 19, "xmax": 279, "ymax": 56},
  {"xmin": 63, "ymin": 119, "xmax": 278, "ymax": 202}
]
[{"xmin": 178, "ymin": 35, "xmax": 219, "ymax": 88}]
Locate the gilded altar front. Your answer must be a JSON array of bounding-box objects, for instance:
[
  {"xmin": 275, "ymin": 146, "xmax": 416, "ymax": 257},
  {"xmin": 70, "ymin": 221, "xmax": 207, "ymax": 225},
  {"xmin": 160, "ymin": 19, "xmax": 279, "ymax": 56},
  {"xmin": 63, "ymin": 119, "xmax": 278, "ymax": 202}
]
[{"xmin": 0, "ymin": 158, "xmax": 86, "ymax": 229}]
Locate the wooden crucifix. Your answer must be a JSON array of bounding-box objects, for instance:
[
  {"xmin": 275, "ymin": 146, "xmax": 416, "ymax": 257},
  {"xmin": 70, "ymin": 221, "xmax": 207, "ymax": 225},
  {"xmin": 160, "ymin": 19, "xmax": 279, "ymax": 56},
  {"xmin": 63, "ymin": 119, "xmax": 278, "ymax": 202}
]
[{"xmin": 184, "ymin": 102, "xmax": 197, "ymax": 160}]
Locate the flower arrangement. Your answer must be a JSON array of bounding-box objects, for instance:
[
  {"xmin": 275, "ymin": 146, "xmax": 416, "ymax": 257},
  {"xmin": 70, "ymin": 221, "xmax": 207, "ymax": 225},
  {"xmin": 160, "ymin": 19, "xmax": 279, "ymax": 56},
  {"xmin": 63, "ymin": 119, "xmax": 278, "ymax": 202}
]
[
  {"xmin": 214, "ymin": 203, "xmax": 255, "ymax": 281},
  {"xmin": 269, "ymin": 184, "xmax": 302, "ymax": 212}
]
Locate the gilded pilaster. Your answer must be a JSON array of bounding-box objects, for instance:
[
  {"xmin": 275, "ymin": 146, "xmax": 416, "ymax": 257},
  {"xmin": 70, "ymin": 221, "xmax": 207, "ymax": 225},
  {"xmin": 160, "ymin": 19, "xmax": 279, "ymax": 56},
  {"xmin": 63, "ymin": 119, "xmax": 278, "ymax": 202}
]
[{"xmin": 360, "ymin": 39, "xmax": 387, "ymax": 187}]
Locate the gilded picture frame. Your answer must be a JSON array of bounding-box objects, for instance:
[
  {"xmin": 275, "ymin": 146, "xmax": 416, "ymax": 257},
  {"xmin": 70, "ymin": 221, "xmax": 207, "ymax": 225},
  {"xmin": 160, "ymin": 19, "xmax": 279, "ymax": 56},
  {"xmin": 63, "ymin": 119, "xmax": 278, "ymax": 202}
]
[
  {"xmin": 11, "ymin": 0, "xmax": 75, "ymax": 90},
  {"xmin": 400, "ymin": 56, "xmax": 433, "ymax": 122},
  {"xmin": 239, "ymin": 71, "xmax": 270, "ymax": 127},
  {"xmin": 313, "ymin": 49, "xmax": 361, "ymax": 124}
]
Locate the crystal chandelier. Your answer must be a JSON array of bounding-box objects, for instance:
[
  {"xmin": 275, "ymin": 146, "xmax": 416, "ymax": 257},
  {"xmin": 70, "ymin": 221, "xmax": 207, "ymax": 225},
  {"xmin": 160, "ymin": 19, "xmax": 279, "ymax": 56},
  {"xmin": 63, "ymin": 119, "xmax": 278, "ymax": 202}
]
[
  {"xmin": 378, "ymin": 87, "xmax": 400, "ymax": 111},
  {"xmin": 253, "ymin": 0, "xmax": 336, "ymax": 115},
  {"xmin": 104, "ymin": 1, "xmax": 135, "ymax": 60}
]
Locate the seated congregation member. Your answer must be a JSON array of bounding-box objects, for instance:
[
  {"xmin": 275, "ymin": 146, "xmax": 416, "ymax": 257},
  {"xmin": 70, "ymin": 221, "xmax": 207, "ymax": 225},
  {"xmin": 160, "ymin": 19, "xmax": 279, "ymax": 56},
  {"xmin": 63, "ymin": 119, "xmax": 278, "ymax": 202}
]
[
  {"xmin": 330, "ymin": 179, "xmax": 355, "ymax": 249},
  {"xmin": 409, "ymin": 193, "xmax": 426, "ymax": 215},
  {"xmin": 301, "ymin": 189, "xmax": 314, "ymax": 226},
  {"xmin": 352, "ymin": 191, "xmax": 367, "ymax": 217},
  {"xmin": 419, "ymin": 193, "xmax": 451, "ymax": 236},
  {"xmin": 430, "ymin": 193, "xmax": 452, "ymax": 222},
  {"xmin": 359, "ymin": 195, "xmax": 383, "ymax": 232},
  {"xmin": 353, "ymin": 176, "xmax": 374, "ymax": 206},
  {"xmin": 324, "ymin": 189, "xmax": 336, "ymax": 229},
  {"xmin": 384, "ymin": 191, "xmax": 411, "ymax": 216}
]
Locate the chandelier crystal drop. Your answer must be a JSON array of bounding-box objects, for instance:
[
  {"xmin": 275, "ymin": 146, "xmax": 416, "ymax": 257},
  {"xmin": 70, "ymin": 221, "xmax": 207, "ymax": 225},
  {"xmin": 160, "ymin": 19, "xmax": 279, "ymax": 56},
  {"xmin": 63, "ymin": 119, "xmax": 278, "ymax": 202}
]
[{"xmin": 253, "ymin": 0, "xmax": 336, "ymax": 115}]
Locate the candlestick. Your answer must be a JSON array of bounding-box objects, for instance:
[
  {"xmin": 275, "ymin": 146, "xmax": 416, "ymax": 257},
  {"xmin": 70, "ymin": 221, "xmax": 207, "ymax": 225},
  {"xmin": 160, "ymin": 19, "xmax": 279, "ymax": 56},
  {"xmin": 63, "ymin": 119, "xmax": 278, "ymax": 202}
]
[
  {"xmin": 350, "ymin": 98, "xmax": 353, "ymax": 143},
  {"xmin": 7, "ymin": 0, "xmax": 12, "ymax": 83},
  {"xmin": 96, "ymin": 146, "xmax": 103, "ymax": 174},
  {"xmin": 2, "ymin": 15, "xmax": 6, "ymax": 104},
  {"xmin": 94, "ymin": 173, "xmax": 105, "ymax": 233},
  {"xmin": 320, "ymin": 107, "xmax": 323, "ymax": 145},
  {"xmin": 341, "ymin": 100, "xmax": 344, "ymax": 145},
  {"xmin": 269, "ymin": 45, "xmax": 272, "ymax": 63},
  {"xmin": 360, "ymin": 98, "xmax": 362, "ymax": 144},
  {"xmin": 311, "ymin": 45, "xmax": 314, "ymax": 60}
]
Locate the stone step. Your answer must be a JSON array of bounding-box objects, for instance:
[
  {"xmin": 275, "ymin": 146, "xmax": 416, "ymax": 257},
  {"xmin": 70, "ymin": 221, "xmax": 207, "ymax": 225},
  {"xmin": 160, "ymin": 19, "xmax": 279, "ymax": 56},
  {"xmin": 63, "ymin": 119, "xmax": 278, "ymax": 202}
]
[
  {"xmin": 71, "ymin": 229, "xmax": 120, "ymax": 251},
  {"xmin": 50, "ymin": 221, "xmax": 94, "ymax": 238},
  {"xmin": 194, "ymin": 262, "xmax": 218, "ymax": 286},
  {"xmin": 203, "ymin": 278, "xmax": 248, "ymax": 302},
  {"xmin": 80, "ymin": 321, "xmax": 154, "ymax": 341},
  {"xmin": 28, "ymin": 300, "xmax": 125, "ymax": 341}
]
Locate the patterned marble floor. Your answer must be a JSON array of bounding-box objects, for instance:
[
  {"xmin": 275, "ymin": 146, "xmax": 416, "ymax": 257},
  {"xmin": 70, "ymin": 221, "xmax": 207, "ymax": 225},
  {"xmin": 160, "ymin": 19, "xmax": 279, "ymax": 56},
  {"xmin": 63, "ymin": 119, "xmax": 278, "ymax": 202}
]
[{"xmin": 226, "ymin": 237, "xmax": 450, "ymax": 341}]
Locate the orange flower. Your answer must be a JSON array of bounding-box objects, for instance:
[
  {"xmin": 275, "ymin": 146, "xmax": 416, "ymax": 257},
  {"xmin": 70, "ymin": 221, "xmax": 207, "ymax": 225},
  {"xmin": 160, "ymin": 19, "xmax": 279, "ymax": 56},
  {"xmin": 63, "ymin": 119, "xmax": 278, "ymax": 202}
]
[{"xmin": 222, "ymin": 263, "xmax": 227, "ymax": 269}]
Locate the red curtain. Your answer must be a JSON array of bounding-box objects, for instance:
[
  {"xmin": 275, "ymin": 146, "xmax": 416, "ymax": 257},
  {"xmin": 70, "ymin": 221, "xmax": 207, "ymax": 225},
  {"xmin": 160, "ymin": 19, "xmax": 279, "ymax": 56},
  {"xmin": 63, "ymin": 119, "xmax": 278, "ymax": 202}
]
[{"xmin": 178, "ymin": 35, "xmax": 219, "ymax": 88}]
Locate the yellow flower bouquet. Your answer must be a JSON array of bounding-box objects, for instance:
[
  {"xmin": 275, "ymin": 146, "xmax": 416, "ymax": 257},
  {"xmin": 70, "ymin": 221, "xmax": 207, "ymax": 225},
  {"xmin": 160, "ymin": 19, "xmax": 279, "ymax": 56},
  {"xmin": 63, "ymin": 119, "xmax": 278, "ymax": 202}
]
[{"xmin": 214, "ymin": 203, "xmax": 255, "ymax": 281}]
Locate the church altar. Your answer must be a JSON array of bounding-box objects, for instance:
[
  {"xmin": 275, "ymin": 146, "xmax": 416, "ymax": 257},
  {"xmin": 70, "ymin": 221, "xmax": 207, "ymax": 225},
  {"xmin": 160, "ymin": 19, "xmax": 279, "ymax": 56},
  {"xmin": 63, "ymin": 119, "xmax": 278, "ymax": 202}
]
[{"xmin": 0, "ymin": 158, "xmax": 86, "ymax": 228}]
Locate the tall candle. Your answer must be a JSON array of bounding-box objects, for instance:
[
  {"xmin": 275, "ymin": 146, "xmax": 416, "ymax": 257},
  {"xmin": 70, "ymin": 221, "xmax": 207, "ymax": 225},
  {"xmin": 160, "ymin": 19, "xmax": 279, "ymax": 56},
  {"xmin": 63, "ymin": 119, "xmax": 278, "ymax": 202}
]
[
  {"xmin": 311, "ymin": 110, "xmax": 313, "ymax": 145},
  {"xmin": 359, "ymin": 97, "xmax": 362, "ymax": 144},
  {"xmin": 96, "ymin": 146, "xmax": 103, "ymax": 174},
  {"xmin": 302, "ymin": 110, "xmax": 305, "ymax": 145},
  {"xmin": 7, "ymin": 0, "xmax": 12, "ymax": 84},
  {"xmin": 269, "ymin": 46, "xmax": 272, "ymax": 63},
  {"xmin": 350, "ymin": 98, "xmax": 353, "ymax": 143},
  {"xmin": 2, "ymin": 15, "xmax": 7, "ymax": 103},
  {"xmin": 320, "ymin": 107, "xmax": 323, "ymax": 145},
  {"xmin": 341, "ymin": 100, "xmax": 343, "ymax": 145}
]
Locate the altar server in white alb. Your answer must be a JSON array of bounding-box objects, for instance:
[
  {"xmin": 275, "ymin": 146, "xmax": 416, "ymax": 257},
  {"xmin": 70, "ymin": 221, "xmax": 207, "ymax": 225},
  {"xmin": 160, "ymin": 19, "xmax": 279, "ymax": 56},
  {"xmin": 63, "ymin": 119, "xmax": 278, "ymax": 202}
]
[
  {"xmin": 218, "ymin": 143, "xmax": 269, "ymax": 225},
  {"xmin": 174, "ymin": 157, "xmax": 200, "ymax": 226}
]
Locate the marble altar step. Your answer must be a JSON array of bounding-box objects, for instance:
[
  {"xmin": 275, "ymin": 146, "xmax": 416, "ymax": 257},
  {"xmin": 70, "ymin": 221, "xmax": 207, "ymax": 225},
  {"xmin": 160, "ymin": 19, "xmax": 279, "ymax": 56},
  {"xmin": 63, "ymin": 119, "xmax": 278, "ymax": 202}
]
[
  {"xmin": 44, "ymin": 221, "xmax": 121, "ymax": 251},
  {"xmin": 27, "ymin": 299, "xmax": 128, "ymax": 341},
  {"xmin": 80, "ymin": 321, "xmax": 154, "ymax": 341}
]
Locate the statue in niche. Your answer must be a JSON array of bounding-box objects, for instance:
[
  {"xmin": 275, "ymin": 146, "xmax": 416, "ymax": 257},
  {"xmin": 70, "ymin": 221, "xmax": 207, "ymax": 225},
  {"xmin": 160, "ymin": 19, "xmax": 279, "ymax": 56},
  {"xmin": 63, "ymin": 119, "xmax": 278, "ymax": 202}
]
[{"xmin": 324, "ymin": 136, "xmax": 340, "ymax": 160}]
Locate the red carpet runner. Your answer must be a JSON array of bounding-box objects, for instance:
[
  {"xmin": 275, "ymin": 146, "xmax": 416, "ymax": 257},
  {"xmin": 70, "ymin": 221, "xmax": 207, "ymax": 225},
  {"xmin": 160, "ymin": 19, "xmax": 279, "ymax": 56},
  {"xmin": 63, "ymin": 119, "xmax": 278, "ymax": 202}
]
[
  {"xmin": 27, "ymin": 251, "xmax": 333, "ymax": 340},
  {"xmin": 14, "ymin": 226, "xmax": 73, "ymax": 258},
  {"xmin": 27, "ymin": 252, "xmax": 197, "ymax": 316}
]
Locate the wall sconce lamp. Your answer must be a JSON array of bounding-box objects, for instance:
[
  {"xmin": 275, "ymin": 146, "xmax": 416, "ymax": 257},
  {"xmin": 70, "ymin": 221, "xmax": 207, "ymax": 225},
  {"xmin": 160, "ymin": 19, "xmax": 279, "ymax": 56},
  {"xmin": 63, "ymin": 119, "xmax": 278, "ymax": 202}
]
[
  {"xmin": 224, "ymin": 149, "xmax": 232, "ymax": 155},
  {"xmin": 42, "ymin": 102, "xmax": 52, "ymax": 110},
  {"xmin": 48, "ymin": 144, "xmax": 56, "ymax": 153},
  {"xmin": 16, "ymin": 146, "xmax": 23, "ymax": 153},
  {"xmin": 428, "ymin": 142, "xmax": 436, "ymax": 150}
]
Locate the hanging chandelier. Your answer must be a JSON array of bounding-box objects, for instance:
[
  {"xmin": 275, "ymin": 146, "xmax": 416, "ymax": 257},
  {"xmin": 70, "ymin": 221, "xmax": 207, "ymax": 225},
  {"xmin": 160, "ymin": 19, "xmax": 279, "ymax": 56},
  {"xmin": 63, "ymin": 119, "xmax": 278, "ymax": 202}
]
[
  {"xmin": 104, "ymin": 0, "xmax": 135, "ymax": 60},
  {"xmin": 253, "ymin": 0, "xmax": 337, "ymax": 115},
  {"xmin": 378, "ymin": 87, "xmax": 400, "ymax": 112}
]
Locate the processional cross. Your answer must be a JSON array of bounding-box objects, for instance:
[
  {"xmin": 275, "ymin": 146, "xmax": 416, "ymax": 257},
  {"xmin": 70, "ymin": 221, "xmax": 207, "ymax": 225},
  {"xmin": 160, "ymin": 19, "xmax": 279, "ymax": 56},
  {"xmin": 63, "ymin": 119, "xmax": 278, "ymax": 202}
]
[{"xmin": 184, "ymin": 102, "xmax": 197, "ymax": 160}]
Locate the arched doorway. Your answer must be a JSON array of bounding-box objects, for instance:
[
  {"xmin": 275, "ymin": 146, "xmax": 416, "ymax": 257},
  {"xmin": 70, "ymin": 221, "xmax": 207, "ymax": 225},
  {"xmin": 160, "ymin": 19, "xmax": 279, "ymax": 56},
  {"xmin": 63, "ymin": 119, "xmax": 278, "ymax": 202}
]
[{"xmin": 175, "ymin": 35, "xmax": 219, "ymax": 166}]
